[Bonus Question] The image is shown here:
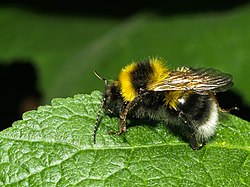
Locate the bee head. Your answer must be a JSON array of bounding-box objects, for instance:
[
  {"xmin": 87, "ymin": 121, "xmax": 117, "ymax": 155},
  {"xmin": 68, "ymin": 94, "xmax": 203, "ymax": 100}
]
[
  {"xmin": 94, "ymin": 71, "xmax": 123, "ymax": 114},
  {"xmin": 93, "ymin": 71, "xmax": 123, "ymax": 143}
]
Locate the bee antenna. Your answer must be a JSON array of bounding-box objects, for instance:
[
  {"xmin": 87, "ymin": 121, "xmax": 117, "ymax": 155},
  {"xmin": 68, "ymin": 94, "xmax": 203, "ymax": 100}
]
[
  {"xmin": 93, "ymin": 70, "xmax": 109, "ymax": 144},
  {"xmin": 94, "ymin": 70, "xmax": 108, "ymax": 86},
  {"xmin": 93, "ymin": 96, "xmax": 106, "ymax": 144}
]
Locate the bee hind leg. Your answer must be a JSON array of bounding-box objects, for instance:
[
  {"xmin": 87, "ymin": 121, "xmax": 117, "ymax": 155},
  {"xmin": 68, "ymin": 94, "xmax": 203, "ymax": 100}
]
[
  {"xmin": 178, "ymin": 112, "xmax": 203, "ymax": 150},
  {"xmin": 186, "ymin": 132, "xmax": 203, "ymax": 150}
]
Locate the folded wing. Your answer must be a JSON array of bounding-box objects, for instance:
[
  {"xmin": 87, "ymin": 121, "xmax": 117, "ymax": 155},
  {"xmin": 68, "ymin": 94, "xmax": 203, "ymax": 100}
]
[{"xmin": 149, "ymin": 67, "xmax": 233, "ymax": 94}]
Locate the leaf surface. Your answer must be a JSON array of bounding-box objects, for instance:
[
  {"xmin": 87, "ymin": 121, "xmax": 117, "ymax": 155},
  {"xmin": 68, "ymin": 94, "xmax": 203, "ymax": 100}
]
[{"xmin": 0, "ymin": 91, "xmax": 249, "ymax": 186}]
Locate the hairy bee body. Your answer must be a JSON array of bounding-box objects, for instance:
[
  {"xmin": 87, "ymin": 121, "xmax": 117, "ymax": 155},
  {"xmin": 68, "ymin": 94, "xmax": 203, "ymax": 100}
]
[{"xmin": 95, "ymin": 58, "xmax": 233, "ymax": 150}]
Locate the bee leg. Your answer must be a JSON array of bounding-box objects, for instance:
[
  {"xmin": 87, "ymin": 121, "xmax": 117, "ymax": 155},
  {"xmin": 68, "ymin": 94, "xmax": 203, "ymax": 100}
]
[
  {"xmin": 210, "ymin": 93, "xmax": 238, "ymax": 113},
  {"xmin": 118, "ymin": 97, "xmax": 140, "ymax": 134},
  {"xmin": 178, "ymin": 111, "xmax": 203, "ymax": 150},
  {"xmin": 107, "ymin": 115, "xmax": 127, "ymax": 135},
  {"xmin": 186, "ymin": 132, "xmax": 203, "ymax": 150},
  {"xmin": 118, "ymin": 116, "xmax": 127, "ymax": 134},
  {"xmin": 107, "ymin": 103, "xmax": 129, "ymax": 135},
  {"xmin": 184, "ymin": 126, "xmax": 204, "ymax": 150},
  {"xmin": 108, "ymin": 96, "xmax": 141, "ymax": 136}
]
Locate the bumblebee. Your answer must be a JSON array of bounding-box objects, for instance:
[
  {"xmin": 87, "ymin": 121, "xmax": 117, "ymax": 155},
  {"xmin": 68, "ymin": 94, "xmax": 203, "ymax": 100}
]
[{"xmin": 94, "ymin": 57, "xmax": 233, "ymax": 150}]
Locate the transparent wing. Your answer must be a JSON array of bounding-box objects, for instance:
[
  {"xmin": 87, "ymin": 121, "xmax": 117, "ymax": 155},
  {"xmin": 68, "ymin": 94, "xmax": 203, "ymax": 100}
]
[{"xmin": 150, "ymin": 67, "xmax": 233, "ymax": 93}]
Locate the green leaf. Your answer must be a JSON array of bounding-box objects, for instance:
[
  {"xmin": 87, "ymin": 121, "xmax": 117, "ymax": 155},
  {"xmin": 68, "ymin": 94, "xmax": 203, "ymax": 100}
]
[{"xmin": 0, "ymin": 91, "xmax": 249, "ymax": 186}]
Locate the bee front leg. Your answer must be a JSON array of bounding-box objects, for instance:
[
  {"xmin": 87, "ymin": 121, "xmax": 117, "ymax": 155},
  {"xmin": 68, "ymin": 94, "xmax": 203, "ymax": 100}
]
[
  {"xmin": 117, "ymin": 99, "xmax": 136, "ymax": 134},
  {"xmin": 108, "ymin": 114, "xmax": 127, "ymax": 135},
  {"xmin": 118, "ymin": 114, "xmax": 127, "ymax": 134},
  {"xmin": 107, "ymin": 101, "xmax": 132, "ymax": 135},
  {"xmin": 117, "ymin": 97, "xmax": 140, "ymax": 135},
  {"xmin": 108, "ymin": 102, "xmax": 129, "ymax": 135}
]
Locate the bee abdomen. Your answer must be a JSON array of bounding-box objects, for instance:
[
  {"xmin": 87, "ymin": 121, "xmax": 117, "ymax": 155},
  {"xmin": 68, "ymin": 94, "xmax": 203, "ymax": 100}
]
[{"xmin": 177, "ymin": 94, "xmax": 218, "ymax": 143}]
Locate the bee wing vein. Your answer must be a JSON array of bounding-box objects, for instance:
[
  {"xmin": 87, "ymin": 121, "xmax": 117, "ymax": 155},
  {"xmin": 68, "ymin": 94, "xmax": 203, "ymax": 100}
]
[{"xmin": 151, "ymin": 67, "xmax": 233, "ymax": 92}]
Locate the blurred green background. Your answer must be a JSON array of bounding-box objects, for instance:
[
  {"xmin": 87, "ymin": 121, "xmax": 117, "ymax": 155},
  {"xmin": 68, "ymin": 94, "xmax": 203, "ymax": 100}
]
[{"xmin": 0, "ymin": 1, "xmax": 250, "ymax": 127}]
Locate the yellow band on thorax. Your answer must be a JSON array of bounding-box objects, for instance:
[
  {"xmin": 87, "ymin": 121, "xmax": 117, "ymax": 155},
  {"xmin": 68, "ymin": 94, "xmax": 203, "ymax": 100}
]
[
  {"xmin": 147, "ymin": 58, "xmax": 170, "ymax": 90},
  {"xmin": 118, "ymin": 57, "xmax": 169, "ymax": 102},
  {"xmin": 118, "ymin": 63, "xmax": 137, "ymax": 101}
]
